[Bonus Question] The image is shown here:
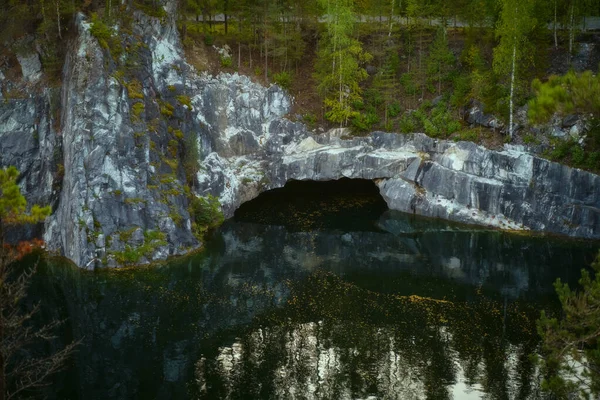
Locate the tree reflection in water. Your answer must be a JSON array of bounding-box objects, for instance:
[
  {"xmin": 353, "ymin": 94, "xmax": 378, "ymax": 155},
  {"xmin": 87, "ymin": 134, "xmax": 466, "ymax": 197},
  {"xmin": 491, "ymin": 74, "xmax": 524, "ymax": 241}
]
[
  {"xmin": 23, "ymin": 179, "xmax": 596, "ymax": 399},
  {"xmin": 194, "ymin": 271, "xmax": 544, "ymax": 400}
]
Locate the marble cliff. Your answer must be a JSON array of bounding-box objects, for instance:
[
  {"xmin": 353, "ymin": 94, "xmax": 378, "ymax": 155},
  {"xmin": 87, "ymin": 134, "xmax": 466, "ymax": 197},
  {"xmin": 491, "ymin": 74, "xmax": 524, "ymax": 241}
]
[{"xmin": 0, "ymin": 1, "xmax": 598, "ymax": 268}]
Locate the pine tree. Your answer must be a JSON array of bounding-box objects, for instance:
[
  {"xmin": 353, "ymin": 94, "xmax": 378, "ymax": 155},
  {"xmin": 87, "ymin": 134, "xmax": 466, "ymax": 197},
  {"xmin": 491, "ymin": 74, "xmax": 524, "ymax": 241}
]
[
  {"xmin": 426, "ymin": 26, "xmax": 455, "ymax": 96},
  {"xmin": 537, "ymin": 251, "xmax": 600, "ymax": 398},
  {"xmin": 374, "ymin": 45, "xmax": 400, "ymax": 129}
]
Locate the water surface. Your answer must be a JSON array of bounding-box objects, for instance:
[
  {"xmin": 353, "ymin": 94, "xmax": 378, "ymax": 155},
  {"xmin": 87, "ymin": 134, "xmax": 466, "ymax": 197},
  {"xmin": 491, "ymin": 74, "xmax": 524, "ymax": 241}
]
[{"xmin": 28, "ymin": 179, "xmax": 598, "ymax": 399}]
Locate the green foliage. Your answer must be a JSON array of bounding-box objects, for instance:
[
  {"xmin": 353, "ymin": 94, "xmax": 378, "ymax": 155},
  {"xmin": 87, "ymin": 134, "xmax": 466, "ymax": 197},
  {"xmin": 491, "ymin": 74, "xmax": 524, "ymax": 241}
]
[
  {"xmin": 176, "ymin": 95, "xmax": 192, "ymax": 110},
  {"xmin": 351, "ymin": 108, "xmax": 379, "ymax": 132},
  {"xmin": 125, "ymin": 79, "xmax": 144, "ymax": 100},
  {"xmin": 131, "ymin": 102, "xmax": 145, "ymax": 122},
  {"xmin": 302, "ymin": 113, "xmax": 318, "ymax": 128},
  {"xmin": 399, "ymin": 113, "xmax": 418, "ymax": 133},
  {"xmin": 173, "ymin": 129, "xmax": 184, "ymax": 139},
  {"xmin": 273, "ymin": 71, "xmax": 293, "ymax": 91},
  {"xmin": 537, "ymin": 251, "xmax": 600, "ymax": 398},
  {"xmin": 0, "ymin": 166, "xmax": 51, "ymax": 227},
  {"xmin": 160, "ymin": 102, "xmax": 175, "ymax": 118},
  {"xmin": 449, "ymin": 73, "xmax": 472, "ymax": 109},
  {"xmin": 134, "ymin": 1, "xmax": 167, "ymax": 18},
  {"xmin": 167, "ymin": 139, "xmax": 179, "ymax": 158},
  {"xmin": 397, "ymin": 101, "xmax": 462, "ymax": 137},
  {"xmin": 522, "ymin": 133, "xmax": 539, "ymax": 145},
  {"xmin": 220, "ymin": 55, "xmax": 232, "ymax": 68},
  {"xmin": 189, "ymin": 195, "xmax": 224, "ymax": 239},
  {"xmin": 90, "ymin": 14, "xmax": 113, "ymax": 49},
  {"xmin": 528, "ymin": 71, "xmax": 600, "ymax": 124},
  {"xmin": 572, "ymin": 145, "xmax": 585, "ymax": 165},
  {"xmin": 203, "ymin": 34, "xmax": 214, "ymax": 46},
  {"xmin": 163, "ymin": 157, "xmax": 179, "ymax": 171},
  {"xmin": 400, "ymin": 73, "xmax": 418, "ymax": 96},
  {"xmin": 542, "ymin": 127, "xmax": 599, "ymax": 172},
  {"xmin": 314, "ymin": 0, "xmax": 372, "ymax": 126},
  {"xmin": 111, "ymin": 229, "xmax": 167, "ymax": 265},
  {"xmin": 426, "ymin": 27, "xmax": 455, "ymax": 95},
  {"xmin": 493, "ymin": 0, "xmax": 536, "ymax": 135},
  {"xmin": 493, "ymin": 0, "xmax": 537, "ymax": 77},
  {"xmin": 183, "ymin": 136, "xmax": 200, "ymax": 186},
  {"xmin": 388, "ymin": 102, "xmax": 402, "ymax": 119},
  {"xmin": 454, "ymin": 128, "xmax": 480, "ymax": 142},
  {"xmin": 89, "ymin": 13, "xmax": 123, "ymax": 59}
]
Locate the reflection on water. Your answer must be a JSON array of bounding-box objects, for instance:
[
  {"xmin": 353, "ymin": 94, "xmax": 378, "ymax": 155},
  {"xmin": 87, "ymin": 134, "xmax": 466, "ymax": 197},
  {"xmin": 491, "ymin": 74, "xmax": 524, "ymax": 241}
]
[
  {"xmin": 194, "ymin": 271, "xmax": 543, "ymax": 400},
  {"xmin": 27, "ymin": 179, "xmax": 597, "ymax": 399}
]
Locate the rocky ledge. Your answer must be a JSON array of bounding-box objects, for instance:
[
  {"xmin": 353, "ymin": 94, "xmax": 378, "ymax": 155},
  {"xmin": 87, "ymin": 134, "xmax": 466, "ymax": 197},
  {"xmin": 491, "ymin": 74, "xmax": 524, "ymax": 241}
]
[{"xmin": 198, "ymin": 117, "xmax": 600, "ymax": 239}]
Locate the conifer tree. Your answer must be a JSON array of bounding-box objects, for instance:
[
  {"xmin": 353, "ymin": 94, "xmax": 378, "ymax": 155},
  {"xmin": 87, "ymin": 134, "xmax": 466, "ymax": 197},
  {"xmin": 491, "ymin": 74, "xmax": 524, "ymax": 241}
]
[
  {"xmin": 314, "ymin": 0, "xmax": 372, "ymax": 126},
  {"xmin": 374, "ymin": 45, "xmax": 400, "ymax": 129},
  {"xmin": 537, "ymin": 251, "xmax": 600, "ymax": 398},
  {"xmin": 426, "ymin": 26, "xmax": 455, "ymax": 96}
]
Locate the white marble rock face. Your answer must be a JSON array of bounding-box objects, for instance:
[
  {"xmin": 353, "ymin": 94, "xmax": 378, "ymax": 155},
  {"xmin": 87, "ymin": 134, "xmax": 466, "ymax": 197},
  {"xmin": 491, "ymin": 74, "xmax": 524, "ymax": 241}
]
[{"xmin": 0, "ymin": 2, "xmax": 598, "ymax": 269}]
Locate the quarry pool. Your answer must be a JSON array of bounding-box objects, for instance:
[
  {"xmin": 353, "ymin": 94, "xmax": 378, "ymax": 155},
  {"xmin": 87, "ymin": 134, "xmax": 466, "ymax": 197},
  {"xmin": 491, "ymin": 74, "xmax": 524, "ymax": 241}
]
[{"xmin": 29, "ymin": 179, "xmax": 598, "ymax": 399}]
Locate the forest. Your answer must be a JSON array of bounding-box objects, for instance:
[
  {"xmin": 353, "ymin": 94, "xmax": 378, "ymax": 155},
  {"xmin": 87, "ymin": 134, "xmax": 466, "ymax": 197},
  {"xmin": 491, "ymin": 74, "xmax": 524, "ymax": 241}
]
[{"xmin": 1, "ymin": 0, "xmax": 600, "ymax": 171}]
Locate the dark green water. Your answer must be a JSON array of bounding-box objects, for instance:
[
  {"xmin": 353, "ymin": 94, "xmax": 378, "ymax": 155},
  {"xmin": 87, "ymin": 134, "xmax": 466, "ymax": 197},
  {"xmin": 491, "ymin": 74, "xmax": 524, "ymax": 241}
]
[{"xmin": 25, "ymin": 179, "xmax": 599, "ymax": 399}]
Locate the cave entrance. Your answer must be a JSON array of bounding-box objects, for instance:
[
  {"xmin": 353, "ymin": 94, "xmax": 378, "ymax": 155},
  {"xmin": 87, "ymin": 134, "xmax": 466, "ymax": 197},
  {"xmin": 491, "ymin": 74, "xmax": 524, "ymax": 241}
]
[{"xmin": 233, "ymin": 178, "xmax": 388, "ymax": 231}]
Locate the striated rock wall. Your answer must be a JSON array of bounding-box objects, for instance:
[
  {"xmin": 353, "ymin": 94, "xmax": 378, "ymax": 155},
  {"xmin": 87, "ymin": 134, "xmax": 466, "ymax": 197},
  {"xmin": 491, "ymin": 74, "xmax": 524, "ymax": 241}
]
[
  {"xmin": 42, "ymin": 12, "xmax": 200, "ymax": 268},
  {"xmin": 0, "ymin": 2, "xmax": 598, "ymax": 269},
  {"xmin": 200, "ymin": 123, "xmax": 600, "ymax": 239}
]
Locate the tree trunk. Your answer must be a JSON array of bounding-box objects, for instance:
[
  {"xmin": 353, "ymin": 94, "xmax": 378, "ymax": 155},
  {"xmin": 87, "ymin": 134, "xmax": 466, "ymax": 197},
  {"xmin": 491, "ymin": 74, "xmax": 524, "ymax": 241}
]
[
  {"xmin": 339, "ymin": 50, "xmax": 343, "ymax": 127},
  {"xmin": 388, "ymin": 0, "xmax": 394, "ymax": 37},
  {"xmin": 569, "ymin": 4, "xmax": 574, "ymax": 64},
  {"xmin": 264, "ymin": 28, "xmax": 268, "ymax": 82},
  {"xmin": 224, "ymin": 0, "xmax": 228, "ymax": 34},
  {"xmin": 509, "ymin": 42, "xmax": 516, "ymax": 139},
  {"xmin": 56, "ymin": 0, "xmax": 61, "ymax": 39},
  {"xmin": 553, "ymin": 0, "xmax": 558, "ymax": 49}
]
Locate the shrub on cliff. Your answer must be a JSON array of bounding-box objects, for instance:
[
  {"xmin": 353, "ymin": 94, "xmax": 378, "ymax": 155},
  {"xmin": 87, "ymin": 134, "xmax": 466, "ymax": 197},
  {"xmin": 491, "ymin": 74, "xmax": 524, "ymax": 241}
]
[
  {"xmin": 528, "ymin": 70, "xmax": 600, "ymax": 124},
  {"xmin": 189, "ymin": 195, "xmax": 224, "ymax": 239}
]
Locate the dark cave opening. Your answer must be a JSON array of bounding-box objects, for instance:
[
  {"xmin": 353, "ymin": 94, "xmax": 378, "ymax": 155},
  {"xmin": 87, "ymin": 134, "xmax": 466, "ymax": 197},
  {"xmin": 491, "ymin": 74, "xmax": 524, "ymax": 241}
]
[{"xmin": 233, "ymin": 178, "xmax": 389, "ymax": 231}]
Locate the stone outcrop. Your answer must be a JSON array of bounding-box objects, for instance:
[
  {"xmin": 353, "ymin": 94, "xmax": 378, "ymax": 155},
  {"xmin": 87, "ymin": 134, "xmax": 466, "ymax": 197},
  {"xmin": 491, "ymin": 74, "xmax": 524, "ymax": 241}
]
[
  {"xmin": 0, "ymin": 2, "xmax": 599, "ymax": 269},
  {"xmin": 43, "ymin": 10, "xmax": 200, "ymax": 268},
  {"xmin": 199, "ymin": 119, "xmax": 600, "ymax": 239}
]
